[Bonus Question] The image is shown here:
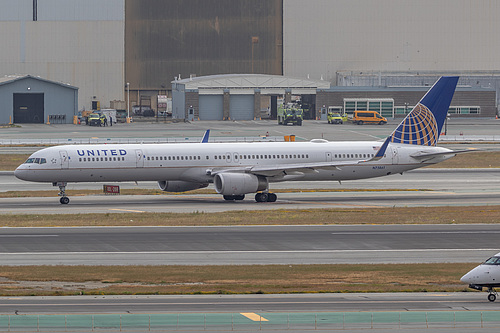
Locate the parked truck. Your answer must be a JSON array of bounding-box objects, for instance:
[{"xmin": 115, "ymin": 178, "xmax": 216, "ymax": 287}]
[{"xmin": 277, "ymin": 103, "xmax": 303, "ymax": 126}]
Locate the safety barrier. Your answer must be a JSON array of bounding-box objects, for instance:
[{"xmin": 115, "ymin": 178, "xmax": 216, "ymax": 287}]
[
  {"xmin": 0, "ymin": 311, "xmax": 499, "ymax": 331},
  {"xmin": 0, "ymin": 136, "xmax": 285, "ymax": 145}
]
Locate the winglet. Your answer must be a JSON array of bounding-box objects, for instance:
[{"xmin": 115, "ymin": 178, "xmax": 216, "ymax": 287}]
[{"xmin": 201, "ymin": 129, "xmax": 210, "ymax": 143}]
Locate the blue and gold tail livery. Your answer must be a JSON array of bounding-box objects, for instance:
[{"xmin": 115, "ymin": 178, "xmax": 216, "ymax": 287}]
[{"xmin": 389, "ymin": 76, "xmax": 459, "ymax": 146}]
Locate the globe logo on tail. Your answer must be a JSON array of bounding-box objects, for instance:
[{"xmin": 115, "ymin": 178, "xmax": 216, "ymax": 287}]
[{"xmin": 389, "ymin": 103, "xmax": 439, "ymax": 146}]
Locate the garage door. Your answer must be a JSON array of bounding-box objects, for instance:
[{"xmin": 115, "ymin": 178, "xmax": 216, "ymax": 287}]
[
  {"xmin": 230, "ymin": 95, "xmax": 254, "ymax": 120},
  {"xmin": 199, "ymin": 95, "xmax": 223, "ymax": 120},
  {"xmin": 13, "ymin": 93, "xmax": 44, "ymax": 123}
]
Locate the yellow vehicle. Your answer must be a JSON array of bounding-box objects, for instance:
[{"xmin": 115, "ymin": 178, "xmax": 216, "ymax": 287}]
[
  {"xmin": 352, "ymin": 110, "xmax": 387, "ymax": 125},
  {"xmin": 86, "ymin": 113, "xmax": 106, "ymax": 126},
  {"xmin": 327, "ymin": 111, "xmax": 348, "ymax": 124}
]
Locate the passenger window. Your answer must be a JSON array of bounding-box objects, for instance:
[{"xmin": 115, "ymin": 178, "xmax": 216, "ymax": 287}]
[{"xmin": 79, "ymin": 158, "xmax": 82, "ymax": 162}]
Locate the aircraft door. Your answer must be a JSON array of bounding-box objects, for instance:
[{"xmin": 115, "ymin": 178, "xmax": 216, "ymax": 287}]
[
  {"xmin": 325, "ymin": 152, "xmax": 332, "ymax": 162},
  {"xmin": 225, "ymin": 152, "xmax": 232, "ymax": 163},
  {"xmin": 392, "ymin": 148, "xmax": 399, "ymax": 164},
  {"xmin": 59, "ymin": 151, "xmax": 69, "ymax": 169},
  {"xmin": 135, "ymin": 149, "xmax": 144, "ymax": 168},
  {"xmin": 233, "ymin": 153, "xmax": 239, "ymax": 163}
]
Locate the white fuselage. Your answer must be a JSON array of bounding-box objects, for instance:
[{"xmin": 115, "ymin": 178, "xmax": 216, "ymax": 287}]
[
  {"xmin": 461, "ymin": 253, "xmax": 500, "ymax": 288},
  {"xmin": 14, "ymin": 140, "xmax": 453, "ymax": 184}
]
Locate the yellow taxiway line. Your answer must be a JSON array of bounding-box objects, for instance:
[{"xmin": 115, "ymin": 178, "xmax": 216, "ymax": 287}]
[{"xmin": 240, "ymin": 312, "xmax": 269, "ymax": 322}]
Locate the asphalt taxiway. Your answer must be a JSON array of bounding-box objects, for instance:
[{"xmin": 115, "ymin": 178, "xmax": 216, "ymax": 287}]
[
  {"xmin": 0, "ymin": 293, "xmax": 494, "ymax": 314},
  {"xmin": 0, "ymin": 225, "xmax": 496, "ymax": 265}
]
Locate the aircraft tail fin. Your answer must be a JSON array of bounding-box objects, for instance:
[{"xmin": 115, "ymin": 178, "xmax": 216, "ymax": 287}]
[{"xmin": 388, "ymin": 76, "xmax": 459, "ymax": 146}]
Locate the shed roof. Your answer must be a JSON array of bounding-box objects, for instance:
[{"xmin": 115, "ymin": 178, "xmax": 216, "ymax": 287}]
[
  {"xmin": 0, "ymin": 75, "xmax": 78, "ymax": 90},
  {"xmin": 173, "ymin": 74, "xmax": 330, "ymax": 90}
]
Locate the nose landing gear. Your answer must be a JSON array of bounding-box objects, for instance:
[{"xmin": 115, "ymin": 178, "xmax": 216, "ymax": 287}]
[{"xmin": 54, "ymin": 182, "xmax": 70, "ymax": 204}]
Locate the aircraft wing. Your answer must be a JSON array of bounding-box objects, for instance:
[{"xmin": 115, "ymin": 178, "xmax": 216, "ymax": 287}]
[{"xmin": 210, "ymin": 159, "xmax": 368, "ymax": 178}]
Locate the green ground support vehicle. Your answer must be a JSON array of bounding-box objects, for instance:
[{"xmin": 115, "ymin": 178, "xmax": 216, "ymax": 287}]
[{"xmin": 278, "ymin": 104, "xmax": 303, "ymax": 126}]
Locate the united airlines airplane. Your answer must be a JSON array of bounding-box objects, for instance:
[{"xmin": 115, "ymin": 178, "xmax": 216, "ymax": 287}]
[{"xmin": 15, "ymin": 76, "xmax": 464, "ymax": 204}]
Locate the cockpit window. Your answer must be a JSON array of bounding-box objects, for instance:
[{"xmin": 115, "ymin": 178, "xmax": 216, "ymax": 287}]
[
  {"xmin": 24, "ymin": 158, "xmax": 46, "ymax": 164},
  {"xmin": 484, "ymin": 257, "xmax": 500, "ymax": 265}
]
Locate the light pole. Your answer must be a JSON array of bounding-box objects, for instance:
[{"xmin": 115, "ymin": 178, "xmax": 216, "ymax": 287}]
[{"xmin": 126, "ymin": 82, "xmax": 130, "ymax": 123}]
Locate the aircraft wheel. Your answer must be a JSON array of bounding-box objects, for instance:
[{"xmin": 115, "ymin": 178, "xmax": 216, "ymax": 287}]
[
  {"xmin": 234, "ymin": 195, "xmax": 245, "ymax": 201},
  {"xmin": 60, "ymin": 197, "xmax": 70, "ymax": 205},
  {"xmin": 488, "ymin": 294, "xmax": 496, "ymax": 302},
  {"xmin": 255, "ymin": 193, "xmax": 268, "ymax": 202},
  {"xmin": 267, "ymin": 193, "xmax": 277, "ymax": 202},
  {"xmin": 223, "ymin": 195, "xmax": 235, "ymax": 201}
]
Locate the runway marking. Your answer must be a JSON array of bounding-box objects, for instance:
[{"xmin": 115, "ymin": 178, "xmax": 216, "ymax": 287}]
[
  {"xmin": 241, "ymin": 313, "xmax": 268, "ymax": 321},
  {"xmin": 331, "ymin": 231, "xmax": 500, "ymax": 235},
  {"xmin": 109, "ymin": 209, "xmax": 145, "ymax": 213},
  {"xmin": 0, "ymin": 235, "xmax": 58, "ymax": 237},
  {"xmin": 0, "ymin": 249, "xmax": 496, "ymax": 255}
]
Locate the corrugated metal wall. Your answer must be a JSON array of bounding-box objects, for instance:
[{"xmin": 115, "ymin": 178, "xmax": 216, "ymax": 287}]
[
  {"xmin": 0, "ymin": 0, "xmax": 124, "ymax": 111},
  {"xmin": 284, "ymin": 0, "xmax": 500, "ymax": 82},
  {"xmin": 125, "ymin": 0, "xmax": 283, "ymax": 90}
]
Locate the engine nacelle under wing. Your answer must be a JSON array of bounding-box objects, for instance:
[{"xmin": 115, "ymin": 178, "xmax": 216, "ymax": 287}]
[
  {"xmin": 158, "ymin": 180, "xmax": 208, "ymax": 192},
  {"xmin": 214, "ymin": 173, "xmax": 268, "ymax": 196}
]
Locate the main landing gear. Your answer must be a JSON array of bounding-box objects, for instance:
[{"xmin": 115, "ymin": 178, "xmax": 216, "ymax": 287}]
[
  {"xmin": 255, "ymin": 192, "xmax": 277, "ymax": 203},
  {"xmin": 488, "ymin": 288, "xmax": 498, "ymax": 302},
  {"xmin": 54, "ymin": 182, "xmax": 70, "ymax": 204}
]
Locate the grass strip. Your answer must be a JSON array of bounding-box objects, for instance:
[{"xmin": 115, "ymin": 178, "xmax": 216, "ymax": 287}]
[
  {"xmin": 1, "ymin": 151, "xmax": 500, "ymax": 171},
  {"xmin": 0, "ymin": 188, "xmax": 429, "ymax": 198},
  {"xmin": 1, "ymin": 206, "xmax": 499, "ymax": 227},
  {"xmin": 0, "ymin": 263, "xmax": 478, "ymax": 296}
]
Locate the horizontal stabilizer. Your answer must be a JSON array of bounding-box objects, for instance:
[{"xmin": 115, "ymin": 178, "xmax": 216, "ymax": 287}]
[{"xmin": 410, "ymin": 148, "xmax": 479, "ymax": 159}]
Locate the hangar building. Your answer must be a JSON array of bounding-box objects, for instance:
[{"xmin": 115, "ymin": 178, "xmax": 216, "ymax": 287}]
[
  {"xmin": 0, "ymin": 75, "xmax": 78, "ymax": 124},
  {"xmin": 317, "ymin": 85, "xmax": 496, "ymax": 119},
  {"xmin": 172, "ymin": 74, "xmax": 329, "ymax": 121}
]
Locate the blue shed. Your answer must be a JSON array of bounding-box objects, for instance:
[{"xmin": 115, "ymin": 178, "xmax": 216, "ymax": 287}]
[{"xmin": 0, "ymin": 75, "xmax": 78, "ymax": 124}]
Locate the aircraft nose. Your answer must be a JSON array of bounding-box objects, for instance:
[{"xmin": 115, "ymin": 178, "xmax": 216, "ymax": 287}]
[
  {"xmin": 460, "ymin": 272, "xmax": 471, "ymax": 283},
  {"xmin": 14, "ymin": 166, "xmax": 29, "ymax": 181},
  {"xmin": 460, "ymin": 266, "xmax": 480, "ymax": 284}
]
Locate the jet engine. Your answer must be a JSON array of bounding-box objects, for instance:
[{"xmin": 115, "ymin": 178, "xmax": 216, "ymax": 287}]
[
  {"xmin": 157, "ymin": 181, "xmax": 208, "ymax": 192},
  {"xmin": 214, "ymin": 173, "xmax": 268, "ymax": 196}
]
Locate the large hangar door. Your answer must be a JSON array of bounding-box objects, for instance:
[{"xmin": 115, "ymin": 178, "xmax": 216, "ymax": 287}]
[
  {"xmin": 230, "ymin": 95, "xmax": 254, "ymax": 120},
  {"xmin": 13, "ymin": 93, "xmax": 44, "ymax": 124},
  {"xmin": 199, "ymin": 95, "xmax": 223, "ymax": 120}
]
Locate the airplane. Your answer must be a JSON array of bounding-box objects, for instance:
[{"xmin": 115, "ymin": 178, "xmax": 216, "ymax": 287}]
[
  {"xmin": 461, "ymin": 252, "xmax": 500, "ymax": 302},
  {"xmin": 15, "ymin": 76, "xmax": 468, "ymax": 205}
]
